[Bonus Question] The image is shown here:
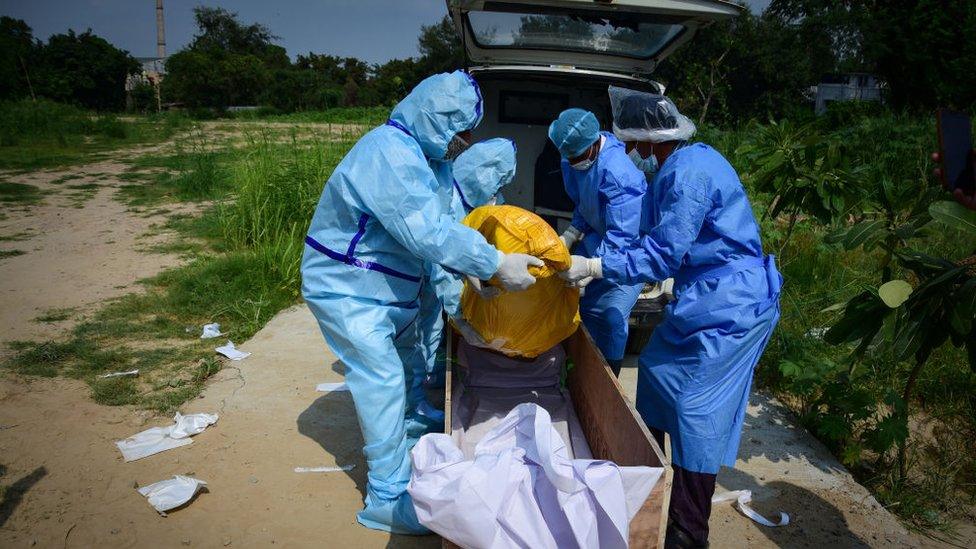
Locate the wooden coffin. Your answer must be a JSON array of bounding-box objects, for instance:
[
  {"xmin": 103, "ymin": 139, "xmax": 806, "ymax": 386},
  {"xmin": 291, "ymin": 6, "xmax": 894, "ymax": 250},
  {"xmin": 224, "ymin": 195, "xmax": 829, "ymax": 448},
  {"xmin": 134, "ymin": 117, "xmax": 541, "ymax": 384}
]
[{"xmin": 442, "ymin": 327, "xmax": 672, "ymax": 548}]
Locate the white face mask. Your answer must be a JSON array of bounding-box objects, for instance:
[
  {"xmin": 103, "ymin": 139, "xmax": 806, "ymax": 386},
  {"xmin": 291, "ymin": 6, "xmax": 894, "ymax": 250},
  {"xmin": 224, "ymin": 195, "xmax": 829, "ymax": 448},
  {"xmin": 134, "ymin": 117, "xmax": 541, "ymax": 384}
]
[{"xmin": 628, "ymin": 147, "xmax": 658, "ymax": 176}]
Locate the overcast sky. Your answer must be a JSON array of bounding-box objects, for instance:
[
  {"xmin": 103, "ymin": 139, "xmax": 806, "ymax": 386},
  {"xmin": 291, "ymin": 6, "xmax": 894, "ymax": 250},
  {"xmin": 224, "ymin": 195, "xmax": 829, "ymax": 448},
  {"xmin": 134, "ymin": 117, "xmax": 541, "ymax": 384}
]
[{"xmin": 0, "ymin": 0, "xmax": 772, "ymax": 63}]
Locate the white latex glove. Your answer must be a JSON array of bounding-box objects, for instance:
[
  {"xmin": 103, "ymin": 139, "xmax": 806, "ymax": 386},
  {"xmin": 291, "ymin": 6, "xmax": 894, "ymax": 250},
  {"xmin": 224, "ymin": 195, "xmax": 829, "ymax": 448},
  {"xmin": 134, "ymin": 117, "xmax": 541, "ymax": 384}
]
[
  {"xmin": 559, "ymin": 255, "xmax": 602, "ymax": 288},
  {"xmin": 558, "ymin": 226, "xmax": 582, "ymax": 250},
  {"xmin": 494, "ymin": 252, "xmax": 543, "ymax": 292},
  {"xmin": 465, "ymin": 275, "xmax": 502, "ymax": 299}
]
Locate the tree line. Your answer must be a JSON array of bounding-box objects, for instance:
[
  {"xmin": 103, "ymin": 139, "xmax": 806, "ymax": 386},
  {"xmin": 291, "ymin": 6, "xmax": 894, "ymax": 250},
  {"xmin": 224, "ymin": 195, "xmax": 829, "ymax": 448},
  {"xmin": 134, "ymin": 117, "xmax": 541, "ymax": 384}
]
[{"xmin": 1, "ymin": 1, "xmax": 973, "ymax": 120}]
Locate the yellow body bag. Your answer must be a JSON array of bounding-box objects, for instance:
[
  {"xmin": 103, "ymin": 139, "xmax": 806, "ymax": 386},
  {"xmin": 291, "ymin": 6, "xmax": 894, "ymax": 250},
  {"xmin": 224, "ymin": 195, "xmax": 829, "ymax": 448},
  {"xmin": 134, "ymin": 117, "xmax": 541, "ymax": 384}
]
[{"xmin": 457, "ymin": 205, "xmax": 580, "ymax": 358}]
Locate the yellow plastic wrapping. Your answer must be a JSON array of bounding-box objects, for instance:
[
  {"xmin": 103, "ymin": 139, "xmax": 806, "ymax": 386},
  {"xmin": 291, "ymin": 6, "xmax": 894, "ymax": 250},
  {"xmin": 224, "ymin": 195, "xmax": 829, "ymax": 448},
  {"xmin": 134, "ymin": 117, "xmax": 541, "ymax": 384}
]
[{"xmin": 457, "ymin": 205, "xmax": 581, "ymax": 358}]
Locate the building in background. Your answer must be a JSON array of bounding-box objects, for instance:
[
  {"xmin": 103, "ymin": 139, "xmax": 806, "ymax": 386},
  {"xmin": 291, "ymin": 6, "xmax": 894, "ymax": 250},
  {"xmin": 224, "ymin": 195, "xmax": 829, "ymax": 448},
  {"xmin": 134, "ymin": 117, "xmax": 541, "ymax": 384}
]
[{"xmin": 814, "ymin": 73, "xmax": 884, "ymax": 114}]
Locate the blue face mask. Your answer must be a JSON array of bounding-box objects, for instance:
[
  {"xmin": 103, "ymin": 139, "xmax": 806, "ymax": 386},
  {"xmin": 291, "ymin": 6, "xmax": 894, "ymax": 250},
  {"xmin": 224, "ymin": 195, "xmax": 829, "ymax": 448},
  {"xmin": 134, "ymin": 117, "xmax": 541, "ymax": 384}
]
[{"xmin": 628, "ymin": 147, "xmax": 658, "ymax": 177}]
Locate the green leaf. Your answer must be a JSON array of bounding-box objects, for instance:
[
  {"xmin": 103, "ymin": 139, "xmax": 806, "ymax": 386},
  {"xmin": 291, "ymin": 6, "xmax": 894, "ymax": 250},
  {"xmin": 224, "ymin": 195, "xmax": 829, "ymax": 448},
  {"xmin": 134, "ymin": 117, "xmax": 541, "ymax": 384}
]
[
  {"xmin": 929, "ymin": 200, "xmax": 976, "ymax": 235},
  {"xmin": 817, "ymin": 414, "xmax": 851, "ymax": 442},
  {"xmin": 865, "ymin": 411, "xmax": 908, "ymax": 453},
  {"xmin": 842, "ymin": 219, "xmax": 887, "ymax": 250},
  {"xmin": 825, "ymin": 291, "xmax": 889, "ymax": 345},
  {"xmin": 968, "ymin": 339, "xmax": 976, "ymax": 373},
  {"xmin": 878, "ymin": 280, "xmax": 913, "ymax": 308},
  {"xmin": 820, "ymin": 301, "xmax": 847, "ymax": 313},
  {"xmin": 823, "ymin": 226, "xmax": 848, "ymax": 245},
  {"xmin": 949, "ymin": 278, "xmax": 976, "ymax": 335},
  {"xmin": 892, "ymin": 313, "xmax": 925, "ymax": 362},
  {"xmin": 779, "ymin": 360, "xmax": 802, "ymax": 379},
  {"xmin": 840, "ymin": 443, "xmax": 864, "ymax": 467}
]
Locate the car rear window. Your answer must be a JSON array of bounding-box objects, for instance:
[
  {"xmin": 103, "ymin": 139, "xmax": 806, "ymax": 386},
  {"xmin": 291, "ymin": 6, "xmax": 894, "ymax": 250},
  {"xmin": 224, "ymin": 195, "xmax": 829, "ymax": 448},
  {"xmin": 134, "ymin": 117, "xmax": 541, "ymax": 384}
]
[{"xmin": 467, "ymin": 11, "xmax": 685, "ymax": 59}]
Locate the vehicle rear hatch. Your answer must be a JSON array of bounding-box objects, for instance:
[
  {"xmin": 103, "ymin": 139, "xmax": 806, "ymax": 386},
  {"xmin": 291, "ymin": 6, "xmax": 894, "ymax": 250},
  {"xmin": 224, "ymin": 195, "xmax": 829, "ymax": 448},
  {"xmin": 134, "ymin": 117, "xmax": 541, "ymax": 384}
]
[{"xmin": 448, "ymin": 0, "xmax": 743, "ymax": 75}]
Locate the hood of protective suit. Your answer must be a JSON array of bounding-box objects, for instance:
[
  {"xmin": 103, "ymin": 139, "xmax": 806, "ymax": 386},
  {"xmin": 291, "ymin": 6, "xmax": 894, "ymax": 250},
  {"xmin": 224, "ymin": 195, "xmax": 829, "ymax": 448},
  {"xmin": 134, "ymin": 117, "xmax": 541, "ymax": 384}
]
[
  {"xmin": 453, "ymin": 138, "xmax": 516, "ymax": 209},
  {"xmin": 389, "ymin": 71, "xmax": 484, "ymax": 160}
]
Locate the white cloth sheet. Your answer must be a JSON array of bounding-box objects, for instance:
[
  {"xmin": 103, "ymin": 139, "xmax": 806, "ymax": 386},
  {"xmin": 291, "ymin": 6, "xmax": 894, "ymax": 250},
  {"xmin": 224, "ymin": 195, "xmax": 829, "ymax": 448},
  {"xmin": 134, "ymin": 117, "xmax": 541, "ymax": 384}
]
[
  {"xmin": 315, "ymin": 382, "xmax": 349, "ymax": 392},
  {"xmin": 215, "ymin": 340, "xmax": 250, "ymax": 360},
  {"xmin": 200, "ymin": 323, "xmax": 224, "ymax": 339},
  {"xmin": 138, "ymin": 475, "xmax": 207, "ymax": 514},
  {"xmin": 409, "ymin": 403, "xmax": 663, "ymax": 549},
  {"xmin": 116, "ymin": 412, "xmax": 219, "ymax": 462}
]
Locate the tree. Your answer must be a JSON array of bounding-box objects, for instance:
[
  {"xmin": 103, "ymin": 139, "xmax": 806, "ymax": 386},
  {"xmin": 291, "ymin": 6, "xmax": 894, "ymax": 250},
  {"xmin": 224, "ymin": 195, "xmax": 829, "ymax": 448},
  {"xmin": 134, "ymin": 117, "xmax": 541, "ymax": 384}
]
[
  {"xmin": 163, "ymin": 7, "xmax": 283, "ymax": 109},
  {"xmin": 34, "ymin": 29, "xmax": 138, "ymax": 110},
  {"xmin": 767, "ymin": 0, "xmax": 976, "ymax": 111},
  {"xmin": 417, "ymin": 15, "xmax": 464, "ymax": 75},
  {"xmin": 656, "ymin": 11, "xmax": 838, "ymax": 123},
  {"xmin": 0, "ymin": 17, "xmax": 39, "ymax": 101}
]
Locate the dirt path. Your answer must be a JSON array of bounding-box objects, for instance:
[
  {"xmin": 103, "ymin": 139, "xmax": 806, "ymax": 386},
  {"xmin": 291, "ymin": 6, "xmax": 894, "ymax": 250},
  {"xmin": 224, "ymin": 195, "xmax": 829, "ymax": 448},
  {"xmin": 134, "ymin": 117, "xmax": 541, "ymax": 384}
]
[
  {"xmin": 0, "ymin": 305, "xmax": 429, "ymax": 548},
  {"xmin": 0, "ymin": 157, "xmax": 193, "ymax": 355},
  {"xmin": 0, "ymin": 303, "xmax": 956, "ymax": 548}
]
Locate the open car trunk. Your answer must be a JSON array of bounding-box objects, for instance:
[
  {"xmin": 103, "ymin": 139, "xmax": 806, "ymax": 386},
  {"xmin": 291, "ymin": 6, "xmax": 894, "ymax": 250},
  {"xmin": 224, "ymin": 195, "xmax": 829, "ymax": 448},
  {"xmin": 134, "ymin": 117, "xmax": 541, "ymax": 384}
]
[
  {"xmin": 452, "ymin": 0, "xmax": 743, "ymax": 228},
  {"xmin": 469, "ymin": 67, "xmax": 660, "ymax": 229}
]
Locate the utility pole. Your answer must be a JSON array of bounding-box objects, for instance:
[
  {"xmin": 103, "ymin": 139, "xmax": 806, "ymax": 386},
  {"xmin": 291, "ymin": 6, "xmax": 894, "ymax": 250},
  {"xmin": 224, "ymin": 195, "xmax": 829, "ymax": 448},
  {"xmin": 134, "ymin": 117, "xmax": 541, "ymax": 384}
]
[
  {"xmin": 156, "ymin": 0, "xmax": 166, "ymax": 59},
  {"xmin": 155, "ymin": 0, "xmax": 165, "ymax": 112}
]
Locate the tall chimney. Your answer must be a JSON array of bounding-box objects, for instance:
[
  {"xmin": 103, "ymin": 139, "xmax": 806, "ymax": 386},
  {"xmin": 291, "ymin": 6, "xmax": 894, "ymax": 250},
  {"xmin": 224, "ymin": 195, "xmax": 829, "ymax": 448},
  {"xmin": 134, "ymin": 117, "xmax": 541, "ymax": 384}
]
[{"xmin": 156, "ymin": 0, "xmax": 166, "ymax": 58}]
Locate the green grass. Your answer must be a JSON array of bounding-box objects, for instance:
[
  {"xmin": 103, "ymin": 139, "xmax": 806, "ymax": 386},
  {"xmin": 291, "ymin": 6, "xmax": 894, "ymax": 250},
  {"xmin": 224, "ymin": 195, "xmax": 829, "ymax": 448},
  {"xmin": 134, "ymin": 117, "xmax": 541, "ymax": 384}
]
[
  {"xmin": 3, "ymin": 124, "xmax": 362, "ymax": 412},
  {"xmin": 214, "ymin": 105, "xmax": 388, "ymax": 125},
  {"xmin": 49, "ymin": 173, "xmax": 83, "ymax": 185},
  {"xmin": 0, "ymin": 230, "xmax": 33, "ymax": 242},
  {"xmin": 119, "ymin": 142, "xmax": 232, "ymax": 206},
  {"xmin": 0, "ymin": 182, "xmax": 46, "ymax": 205},
  {"xmin": 0, "ymin": 100, "xmax": 193, "ymax": 170},
  {"xmin": 0, "ymin": 249, "xmax": 26, "ymax": 259},
  {"xmin": 33, "ymin": 308, "xmax": 76, "ymax": 323}
]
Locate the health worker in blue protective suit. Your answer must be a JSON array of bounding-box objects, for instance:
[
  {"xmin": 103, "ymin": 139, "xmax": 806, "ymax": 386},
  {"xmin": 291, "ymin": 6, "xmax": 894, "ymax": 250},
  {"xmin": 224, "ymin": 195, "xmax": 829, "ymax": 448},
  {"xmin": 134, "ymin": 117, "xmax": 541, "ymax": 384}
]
[
  {"xmin": 408, "ymin": 138, "xmax": 518, "ymax": 425},
  {"xmin": 561, "ymin": 89, "xmax": 782, "ymax": 549},
  {"xmin": 547, "ymin": 108, "xmax": 647, "ymax": 377},
  {"xmin": 301, "ymin": 71, "xmax": 541, "ymax": 535}
]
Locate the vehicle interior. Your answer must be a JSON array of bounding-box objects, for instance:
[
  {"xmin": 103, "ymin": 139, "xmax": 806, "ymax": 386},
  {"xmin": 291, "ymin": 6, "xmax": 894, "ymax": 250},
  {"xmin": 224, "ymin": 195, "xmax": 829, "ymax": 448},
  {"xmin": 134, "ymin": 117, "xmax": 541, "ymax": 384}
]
[
  {"xmin": 453, "ymin": 0, "xmax": 741, "ymax": 230},
  {"xmin": 470, "ymin": 68, "xmax": 660, "ymax": 231}
]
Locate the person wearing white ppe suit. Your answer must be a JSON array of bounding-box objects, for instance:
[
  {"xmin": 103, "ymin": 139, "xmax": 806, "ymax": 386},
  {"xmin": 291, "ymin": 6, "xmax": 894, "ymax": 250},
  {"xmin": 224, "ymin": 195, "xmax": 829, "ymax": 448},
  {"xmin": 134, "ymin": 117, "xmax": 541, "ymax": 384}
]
[{"xmin": 301, "ymin": 71, "xmax": 541, "ymax": 534}]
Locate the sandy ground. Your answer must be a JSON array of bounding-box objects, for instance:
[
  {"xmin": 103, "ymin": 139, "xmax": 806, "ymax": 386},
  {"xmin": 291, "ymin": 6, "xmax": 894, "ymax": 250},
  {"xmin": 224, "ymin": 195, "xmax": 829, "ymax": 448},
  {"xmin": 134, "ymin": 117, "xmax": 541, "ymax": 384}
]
[
  {"xmin": 0, "ymin": 158, "xmax": 191, "ymax": 356},
  {"xmin": 0, "ymin": 303, "xmax": 960, "ymax": 548}
]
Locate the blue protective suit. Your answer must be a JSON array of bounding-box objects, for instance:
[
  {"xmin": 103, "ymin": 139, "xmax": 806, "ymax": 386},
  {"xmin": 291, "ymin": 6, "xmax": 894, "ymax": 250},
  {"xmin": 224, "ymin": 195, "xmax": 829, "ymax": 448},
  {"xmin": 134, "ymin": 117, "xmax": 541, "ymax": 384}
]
[
  {"xmin": 561, "ymin": 132, "xmax": 647, "ymax": 363},
  {"xmin": 300, "ymin": 71, "xmax": 501, "ymax": 534},
  {"xmin": 601, "ymin": 143, "xmax": 782, "ymax": 474},
  {"xmin": 412, "ymin": 139, "xmax": 518, "ymax": 397}
]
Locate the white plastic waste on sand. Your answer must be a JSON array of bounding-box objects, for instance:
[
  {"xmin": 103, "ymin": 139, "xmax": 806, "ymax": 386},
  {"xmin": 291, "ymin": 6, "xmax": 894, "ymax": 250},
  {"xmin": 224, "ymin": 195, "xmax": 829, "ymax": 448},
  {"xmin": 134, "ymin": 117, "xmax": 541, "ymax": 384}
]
[
  {"xmin": 408, "ymin": 403, "xmax": 663, "ymax": 549},
  {"xmin": 138, "ymin": 475, "xmax": 208, "ymax": 514},
  {"xmin": 200, "ymin": 323, "xmax": 224, "ymax": 339},
  {"xmin": 293, "ymin": 465, "xmax": 356, "ymax": 473},
  {"xmin": 215, "ymin": 340, "xmax": 250, "ymax": 360},
  {"xmin": 116, "ymin": 412, "xmax": 219, "ymax": 462},
  {"xmin": 712, "ymin": 490, "xmax": 790, "ymax": 527},
  {"xmin": 98, "ymin": 369, "xmax": 139, "ymax": 379},
  {"xmin": 315, "ymin": 382, "xmax": 348, "ymax": 392}
]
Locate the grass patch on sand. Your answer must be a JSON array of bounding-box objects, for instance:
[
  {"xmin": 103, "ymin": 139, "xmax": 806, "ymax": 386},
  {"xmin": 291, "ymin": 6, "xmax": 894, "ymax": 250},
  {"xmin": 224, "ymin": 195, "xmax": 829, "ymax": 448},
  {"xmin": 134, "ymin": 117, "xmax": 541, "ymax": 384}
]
[
  {"xmin": 4, "ymin": 126, "xmax": 363, "ymax": 412},
  {"xmin": 33, "ymin": 308, "xmax": 76, "ymax": 323},
  {"xmin": 0, "ymin": 182, "xmax": 47, "ymax": 206},
  {"xmin": 0, "ymin": 249, "xmax": 26, "ymax": 259},
  {"xmin": 0, "ymin": 99, "xmax": 193, "ymax": 170}
]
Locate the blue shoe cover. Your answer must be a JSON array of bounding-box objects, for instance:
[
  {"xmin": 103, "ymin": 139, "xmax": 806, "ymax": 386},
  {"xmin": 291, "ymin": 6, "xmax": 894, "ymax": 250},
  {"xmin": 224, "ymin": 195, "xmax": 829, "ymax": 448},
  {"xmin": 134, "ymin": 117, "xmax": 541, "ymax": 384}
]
[{"xmin": 357, "ymin": 491, "xmax": 430, "ymax": 535}]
